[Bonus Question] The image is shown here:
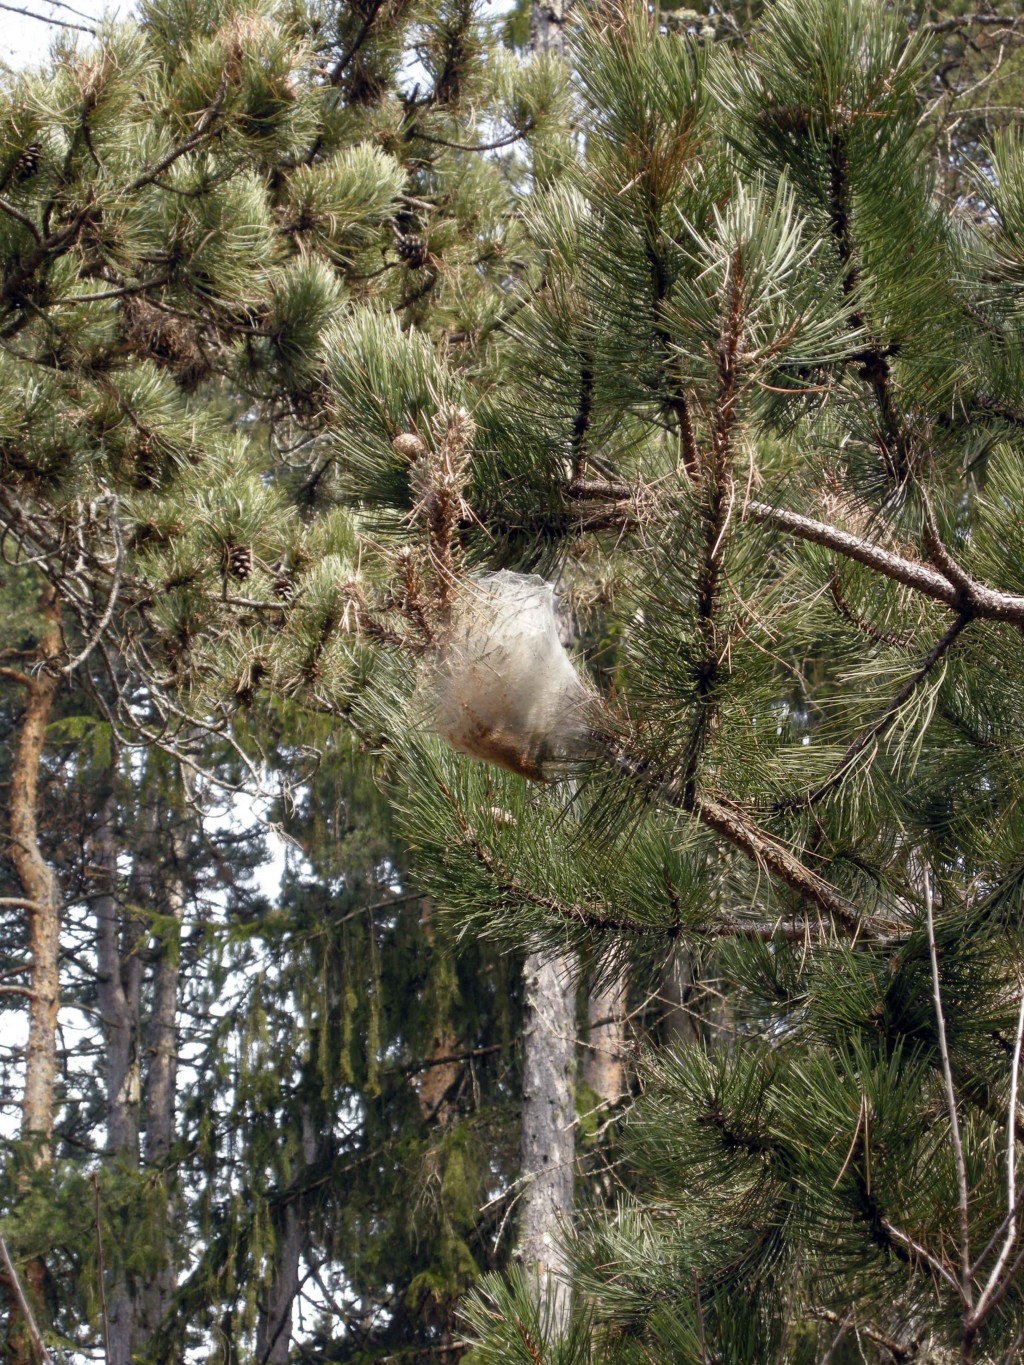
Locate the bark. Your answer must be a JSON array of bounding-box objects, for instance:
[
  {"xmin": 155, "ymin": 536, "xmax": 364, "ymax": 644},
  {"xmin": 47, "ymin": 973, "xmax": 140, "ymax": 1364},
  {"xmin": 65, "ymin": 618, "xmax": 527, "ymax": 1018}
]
[
  {"xmin": 662, "ymin": 947, "xmax": 731, "ymax": 1050},
  {"xmin": 583, "ymin": 967, "xmax": 628, "ymax": 1106},
  {"xmin": 94, "ymin": 789, "xmax": 142, "ymax": 1365},
  {"xmin": 415, "ymin": 1026, "xmax": 461, "ymax": 1126},
  {"xmin": 4, "ymin": 585, "xmax": 62, "ymax": 1365},
  {"xmin": 414, "ymin": 901, "xmax": 461, "ymax": 1127},
  {"xmin": 134, "ymin": 818, "xmax": 188, "ymax": 1350},
  {"xmin": 518, "ymin": 950, "xmax": 575, "ymax": 1338},
  {"xmin": 661, "ymin": 947, "xmax": 708, "ymax": 1049},
  {"xmin": 255, "ymin": 1201, "xmax": 304, "ymax": 1365},
  {"xmin": 531, "ymin": 0, "xmax": 570, "ymax": 57},
  {"xmin": 255, "ymin": 1111, "xmax": 317, "ymax": 1365}
]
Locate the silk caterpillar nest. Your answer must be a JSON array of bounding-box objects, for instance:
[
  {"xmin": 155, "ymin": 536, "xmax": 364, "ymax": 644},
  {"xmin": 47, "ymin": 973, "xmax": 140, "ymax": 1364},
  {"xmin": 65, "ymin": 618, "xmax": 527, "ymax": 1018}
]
[{"xmin": 423, "ymin": 571, "xmax": 599, "ymax": 781}]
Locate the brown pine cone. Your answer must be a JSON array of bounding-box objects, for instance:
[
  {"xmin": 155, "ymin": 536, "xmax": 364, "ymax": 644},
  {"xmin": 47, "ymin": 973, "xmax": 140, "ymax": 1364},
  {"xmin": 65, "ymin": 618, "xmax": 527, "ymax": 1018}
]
[
  {"xmin": 396, "ymin": 233, "xmax": 428, "ymax": 269},
  {"xmin": 14, "ymin": 142, "xmax": 41, "ymax": 181},
  {"xmin": 225, "ymin": 543, "xmax": 254, "ymax": 580}
]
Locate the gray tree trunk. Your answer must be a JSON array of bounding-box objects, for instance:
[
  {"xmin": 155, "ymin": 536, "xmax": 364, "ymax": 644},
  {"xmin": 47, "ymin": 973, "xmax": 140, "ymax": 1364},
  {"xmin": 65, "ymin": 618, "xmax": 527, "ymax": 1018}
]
[
  {"xmin": 662, "ymin": 946, "xmax": 705, "ymax": 1047},
  {"xmin": 94, "ymin": 790, "xmax": 143, "ymax": 1365},
  {"xmin": 256, "ymin": 1111, "xmax": 317, "ymax": 1365},
  {"xmin": 135, "ymin": 818, "xmax": 188, "ymax": 1351},
  {"xmin": 5, "ymin": 585, "xmax": 62, "ymax": 1365},
  {"xmin": 583, "ymin": 966, "xmax": 628, "ymax": 1105},
  {"xmin": 531, "ymin": 0, "xmax": 570, "ymax": 56},
  {"xmin": 662, "ymin": 946, "xmax": 727, "ymax": 1048},
  {"xmin": 518, "ymin": 950, "xmax": 576, "ymax": 1336}
]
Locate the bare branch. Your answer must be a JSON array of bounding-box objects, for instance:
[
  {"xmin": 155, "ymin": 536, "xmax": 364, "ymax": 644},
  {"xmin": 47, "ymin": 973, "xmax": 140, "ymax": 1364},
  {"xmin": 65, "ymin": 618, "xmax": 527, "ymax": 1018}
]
[
  {"xmin": 746, "ymin": 500, "xmax": 1024, "ymax": 626},
  {"xmin": 970, "ymin": 983, "xmax": 1024, "ymax": 1326},
  {"xmin": 924, "ymin": 867, "xmax": 973, "ymax": 1315},
  {"xmin": 0, "ymin": 0, "xmax": 93, "ymax": 32},
  {"xmin": 61, "ymin": 501, "xmax": 123, "ymax": 676},
  {"xmin": 924, "ymin": 13, "xmax": 1024, "ymax": 35},
  {"xmin": 0, "ymin": 1232, "xmax": 54, "ymax": 1365}
]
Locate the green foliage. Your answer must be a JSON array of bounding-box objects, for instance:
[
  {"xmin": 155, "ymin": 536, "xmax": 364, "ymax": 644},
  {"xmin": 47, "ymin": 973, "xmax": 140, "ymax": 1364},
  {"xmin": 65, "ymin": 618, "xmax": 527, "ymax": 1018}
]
[{"xmin": 6, "ymin": 0, "xmax": 1024, "ymax": 1360}]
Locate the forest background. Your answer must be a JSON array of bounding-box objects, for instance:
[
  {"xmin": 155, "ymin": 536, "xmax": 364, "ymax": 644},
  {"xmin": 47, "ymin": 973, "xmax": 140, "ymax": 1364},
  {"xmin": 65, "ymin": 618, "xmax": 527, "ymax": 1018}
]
[{"xmin": 2, "ymin": 0, "xmax": 1024, "ymax": 1363}]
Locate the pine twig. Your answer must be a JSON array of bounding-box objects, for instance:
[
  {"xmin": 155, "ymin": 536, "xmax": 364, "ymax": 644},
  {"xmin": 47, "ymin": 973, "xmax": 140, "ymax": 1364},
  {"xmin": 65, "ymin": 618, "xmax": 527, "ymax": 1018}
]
[
  {"xmin": 129, "ymin": 69, "xmax": 230, "ymax": 192},
  {"xmin": 923, "ymin": 868, "xmax": 974, "ymax": 1324},
  {"xmin": 773, "ymin": 612, "xmax": 971, "ymax": 813},
  {"xmin": 0, "ymin": 1232, "xmax": 54, "ymax": 1365},
  {"xmin": 965, "ymin": 982, "xmax": 1024, "ymax": 1336},
  {"xmin": 0, "ymin": 0, "xmax": 93, "ymax": 32},
  {"xmin": 91, "ymin": 1175, "xmax": 111, "ymax": 1365}
]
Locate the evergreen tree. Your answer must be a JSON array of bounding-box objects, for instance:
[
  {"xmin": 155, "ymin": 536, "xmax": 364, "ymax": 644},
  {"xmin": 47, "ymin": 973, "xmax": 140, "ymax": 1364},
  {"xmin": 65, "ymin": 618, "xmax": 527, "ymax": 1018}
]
[
  {"xmin": 7, "ymin": 0, "xmax": 1024, "ymax": 1361},
  {"xmin": 325, "ymin": 1, "xmax": 1024, "ymax": 1359},
  {"xmin": 0, "ymin": 0, "xmax": 562, "ymax": 1359}
]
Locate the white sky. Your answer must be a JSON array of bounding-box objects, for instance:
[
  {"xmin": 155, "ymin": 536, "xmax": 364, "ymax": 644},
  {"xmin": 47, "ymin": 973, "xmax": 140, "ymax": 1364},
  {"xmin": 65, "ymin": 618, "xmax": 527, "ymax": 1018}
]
[
  {"xmin": 0, "ymin": 0, "xmax": 297, "ymax": 897},
  {"xmin": 0, "ymin": 0, "xmax": 121, "ymax": 69}
]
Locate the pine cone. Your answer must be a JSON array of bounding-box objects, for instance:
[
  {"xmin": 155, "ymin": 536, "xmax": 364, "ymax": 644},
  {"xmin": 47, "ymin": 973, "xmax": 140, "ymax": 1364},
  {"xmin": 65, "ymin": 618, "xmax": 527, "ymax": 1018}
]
[
  {"xmin": 392, "ymin": 432, "xmax": 427, "ymax": 461},
  {"xmin": 134, "ymin": 432, "xmax": 161, "ymax": 488},
  {"xmin": 396, "ymin": 233, "xmax": 428, "ymax": 269},
  {"xmin": 14, "ymin": 142, "xmax": 40, "ymax": 182},
  {"xmin": 225, "ymin": 543, "xmax": 254, "ymax": 580},
  {"xmin": 272, "ymin": 572, "xmax": 294, "ymax": 602}
]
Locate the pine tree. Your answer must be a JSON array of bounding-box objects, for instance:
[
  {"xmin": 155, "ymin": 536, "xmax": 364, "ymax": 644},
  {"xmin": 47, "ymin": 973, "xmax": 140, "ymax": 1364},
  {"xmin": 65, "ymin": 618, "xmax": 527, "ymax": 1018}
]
[
  {"xmin": 7, "ymin": 0, "xmax": 1024, "ymax": 1361},
  {"xmin": 324, "ymin": 1, "xmax": 1024, "ymax": 1359},
  {"xmin": 0, "ymin": 0, "xmax": 564, "ymax": 1358}
]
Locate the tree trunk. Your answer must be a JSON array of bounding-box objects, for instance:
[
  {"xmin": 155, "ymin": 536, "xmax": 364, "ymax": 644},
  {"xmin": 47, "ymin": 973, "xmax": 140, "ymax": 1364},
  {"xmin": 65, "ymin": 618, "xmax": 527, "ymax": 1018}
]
[
  {"xmin": 135, "ymin": 817, "xmax": 188, "ymax": 1351},
  {"xmin": 531, "ymin": 0, "xmax": 570, "ymax": 57},
  {"xmin": 583, "ymin": 966, "xmax": 628, "ymax": 1106},
  {"xmin": 4, "ymin": 585, "xmax": 62, "ymax": 1365},
  {"xmin": 662, "ymin": 945, "xmax": 713, "ymax": 1049},
  {"xmin": 255, "ymin": 1111, "xmax": 317, "ymax": 1365},
  {"xmin": 94, "ymin": 788, "xmax": 143, "ymax": 1365},
  {"xmin": 518, "ymin": 950, "xmax": 575, "ymax": 1337},
  {"xmin": 96, "ymin": 791, "xmax": 142, "ymax": 1158},
  {"xmin": 255, "ymin": 1200, "xmax": 304, "ymax": 1365},
  {"xmin": 414, "ymin": 901, "xmax": 462, "ymax": 1127}
]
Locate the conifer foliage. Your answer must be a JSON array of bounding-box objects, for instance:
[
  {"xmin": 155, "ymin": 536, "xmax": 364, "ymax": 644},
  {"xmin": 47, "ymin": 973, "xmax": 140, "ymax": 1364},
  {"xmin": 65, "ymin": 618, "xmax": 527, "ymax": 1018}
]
[
  {"xmin": 4, "ymin": 0, "xmax": 1024, "ymax": 1361},
  {"xmin": 360, "ymin": 2, "xmax": 1024, "ymax": 1360},
  {"xmin": 0, "ymin": 0, "xmax": 559, "ymax": 1360}
]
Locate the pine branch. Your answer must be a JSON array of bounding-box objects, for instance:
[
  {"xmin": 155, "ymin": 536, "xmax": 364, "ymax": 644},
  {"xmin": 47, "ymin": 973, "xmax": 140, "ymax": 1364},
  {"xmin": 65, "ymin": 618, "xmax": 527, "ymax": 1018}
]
[
  {"xmin": 925, "ymin": 13, "xmax": 1024, "ymax": 34},
  {"xmin": 829, "ymin": 566, "xmax": 915, "ymax": 649},
  {"xmin": 645, "ymin": 211, "xmax": 700, "ymax": 483},
  {"xmin": 437, "ymin": 778, "xmax": 664, "ymax": 936},
  {"xmin": 694, "ymin": 793, "xmax": 865, "ymax": 932},
  {"xmin": 570, "ymin": 355, "xmax": 594, "ymax": 482},
  {"xmin": 680, "ymin": 246, "xmax": 743, "ymax": 807},
  {"xmin": 329, "ymin": 0, "xmax": 388, "ymax": 86},
  {"xmin": 128, "ymin": 69, "xmax": 230, "ymax": 192},
  {"xmin": 772, "ymin": 613, "xmax": 971, "ymax": 812},
  {"xmin": 0, "ymin": 0, "xmax": 93, "ymax": 32},
  {"xmin": 923, "ymin": 868, "xmax": 974, "ymax": 1323},
  {"xmin": 746, "ymin": 501, "xmax": 1024, "ymax": 625},
  {"xmin": 811, "ymin": 1309, "xmax": 917, "ymax": 1362},
  {"xmin": 408, "ymin": 127, "xmax": 529, "ymax": 153},
  {"xmin": 0, "ymin": 196, "xmax": 42, "ymax": 244},
  {"xmin": 826, "ymin": 129, "xmax": 910, "ymax": 484}
]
